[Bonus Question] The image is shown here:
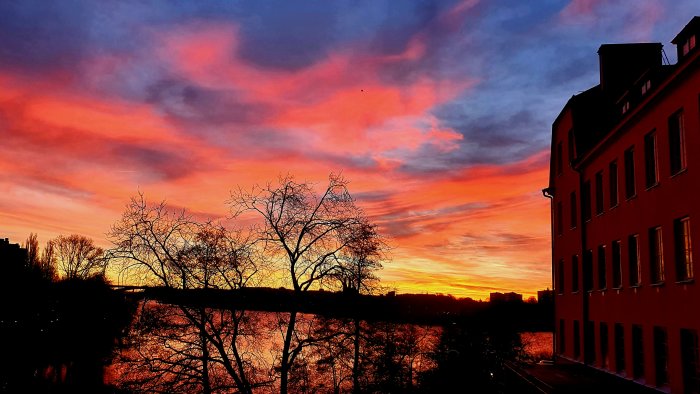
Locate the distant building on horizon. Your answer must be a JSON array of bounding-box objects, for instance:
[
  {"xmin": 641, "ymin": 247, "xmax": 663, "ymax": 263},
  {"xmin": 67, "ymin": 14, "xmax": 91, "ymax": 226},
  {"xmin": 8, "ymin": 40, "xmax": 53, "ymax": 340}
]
[
  {"xmin": 0, "ymin": 237, "xmax": 27, "ymax": 273},
  {"xmin": 489, "ymin": 291, "xmax": 523, "ymax": 303},
  {"xmin": 537, "ymin": 289, "xmax": 553, "ymax": 305},
  {"xmin": 545, "ymin": 17, "xmax": 700, "ymax": 393}
]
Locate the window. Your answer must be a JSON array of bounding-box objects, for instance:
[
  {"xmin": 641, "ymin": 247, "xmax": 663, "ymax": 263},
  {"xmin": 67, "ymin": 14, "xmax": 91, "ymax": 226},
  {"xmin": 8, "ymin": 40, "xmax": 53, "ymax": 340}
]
[
  {"xmin": 609, "ymin": 161, "xmax": 619, "ymax": 207},
  {"xmin": 628, "ymin": 235, "xmax": 640, "ymax": 286},
  {"xmin": 649, "ymin": 227, "xmax": 665, "ymax": 284},
  {"xmin": 669, "ymin": 110, "xmax": 687, "ymax": 175},
  {"xmin": 641, "ymin": 80, "xmax": 651, "ymax": 95},
  {"xmin": 582, "ymin": 180, "xmax": 592, "ymax": 221},
  {"xmin": 600, "ymin": 322, "xmax": 609, "ymax": 369},
  {"xmin": 557, "ymin": 259, "xmax": 565, "ymax": 294},
  {"xmin": 681, "ymin": 329, "xmax": 700, "ymax": 394},
  {"xmin": 557, "ymin": 202, "xmax": 563, "ymax": 236},
  {"xmin": 595, "ymin": 171, "xmax": 604, "ymax": 215},
  {"xmin": 654, "ymin": 327, "xmax": 668, "ymax": 387},
  {"xmin": 585, "ymin": 321, "xmax": 596, "ymax": 364},
  {"xmin": 615, "ymin": 323, "xmax": 625, "ymax": 373},
  {"xmin": 622, "ymin": 101, "xmax": 630, "ymax": 115},
  {"xmin": 572, "ymin": 255, "xmax": 580, "ymax": 293},
  {"xmin": 584, "ymin": 249, "xmax": 593, "ymax": 292},
  {"xmin": 644, "ymin": 131, "xmax": 658, "ymax": 188},
  {"xmin": 556, "ymin": 141, "xmax": 563, "ymax": 176},
  {"xmin": 633, "ymin": 325, "xmax": 644, "ymax": 379},
  {"xmin": 675, "ymin": 216, "xmax": 694, "ymax": 281},
  {"xmin": 625, "ymin": 147, "xmax": 636, "ymax": 198},
  {"xmin": 568, "ymin": 129, "xmax": 575, "ymax": 162},
  {"xmin": 613, "ymin": 240, "xmax": 622, "ymax": 288},
  {"xmin": 683, "ymin": 34, "xmax": 697, "ymax": 56},
  {"xmin": 570, "ymin": 192, "xmax": 577, "ymax": 228},
  {"xmin": 559, "ymin": 320, "xmax": 566, "ymax": 354},
  {"xmin": 598, "ymin": 245, "xmax": 607, "ymax": 290},
  {"xmin": 574, "ymin": 320, "xmax": 581, "ymax": 359}
]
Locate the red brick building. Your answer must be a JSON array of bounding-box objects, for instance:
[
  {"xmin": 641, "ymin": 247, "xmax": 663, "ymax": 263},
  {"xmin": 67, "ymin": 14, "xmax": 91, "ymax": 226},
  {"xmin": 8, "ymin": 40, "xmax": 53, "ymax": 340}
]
[{"xmin": 546, "ymin": 17, "xmax": 700, "ymax": 393}]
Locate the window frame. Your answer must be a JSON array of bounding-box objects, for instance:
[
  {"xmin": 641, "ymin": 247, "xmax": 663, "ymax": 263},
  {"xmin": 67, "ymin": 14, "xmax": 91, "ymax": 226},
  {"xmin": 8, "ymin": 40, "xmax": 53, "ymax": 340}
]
[
  {"xmin": 624, "ymin": 147, "xmax": 636, "ymax": 199},
  {"xmin": 649, "ymin": 226, "xmax": 665, "ymax": 285},
  {"xmin": 595, "ymin": 171, "xmax": 604, "ymax": 215},
  {"xmin": 609, "ymin": 160, "xmax": 619, "ymax": 208},
  {"xmin": 669, "ymin": 110, "xmax": 687, "ymax": 176},
  {"xmin": 674, "ymin": 216, "xmax": 694, "ymax": 282},
  {"xmin": 644, "ymin": 130, "xmax": 659, "ymax": 189},
  {"xmin": 598, "ymin": 244, "xmax": 607, "ymax": 290},
  {"xmin": 628, "ymin": 235, "xmax": 640, "ymax": 287}
]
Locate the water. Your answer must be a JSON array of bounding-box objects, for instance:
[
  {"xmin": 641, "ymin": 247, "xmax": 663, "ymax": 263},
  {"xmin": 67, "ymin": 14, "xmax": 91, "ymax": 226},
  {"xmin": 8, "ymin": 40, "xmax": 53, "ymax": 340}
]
[
  {"xmin": 109, "ymin": 302, "xmax": 442, "ymax": 393},
  {"xmin": 520, "ymin": 332, "xmax": 553, "ymax": 361}
]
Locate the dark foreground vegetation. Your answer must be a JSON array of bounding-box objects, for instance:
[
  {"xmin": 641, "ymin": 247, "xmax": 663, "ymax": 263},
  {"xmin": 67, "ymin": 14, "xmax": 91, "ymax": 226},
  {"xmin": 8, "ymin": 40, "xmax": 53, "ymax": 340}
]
[{"xmin": 0, "ymin": 255, "xmax": 134, "ymax": 393}]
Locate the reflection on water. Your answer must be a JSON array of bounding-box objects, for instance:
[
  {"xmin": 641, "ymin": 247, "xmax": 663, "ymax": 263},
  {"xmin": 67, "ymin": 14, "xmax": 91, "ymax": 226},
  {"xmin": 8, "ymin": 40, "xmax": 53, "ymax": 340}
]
[
  {"xmin": 111, "ymin": 302, "xmax": 442, "ymax": 393},
  {"xmin": 519, "ymin": 332, "xmax": 553, "ymax": 361}
]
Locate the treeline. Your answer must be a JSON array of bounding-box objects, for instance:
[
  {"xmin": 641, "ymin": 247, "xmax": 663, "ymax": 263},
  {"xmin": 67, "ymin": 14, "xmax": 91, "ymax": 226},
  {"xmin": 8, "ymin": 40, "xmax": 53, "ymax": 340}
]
[{"xmin": 136, "ymin": 286, "xmax": 552, "ymax": 330}]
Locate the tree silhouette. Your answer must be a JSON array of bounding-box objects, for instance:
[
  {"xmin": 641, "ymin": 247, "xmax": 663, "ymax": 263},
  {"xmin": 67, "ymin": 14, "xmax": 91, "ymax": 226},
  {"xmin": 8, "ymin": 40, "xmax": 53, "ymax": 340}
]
[
  {"xmin": 108, "ymin": 193, "xmax": 270, "ymax": 394},
  {"xmin": 23, "ymin": 232, "xmax": 56, "ymax": 281},
  {"xmin": 230, "ymin": 174, "xmax": 382, "ymax": 394},
  {"xmin": 51, "ymin": 234, "xmax": 105, "ymax": 280}
]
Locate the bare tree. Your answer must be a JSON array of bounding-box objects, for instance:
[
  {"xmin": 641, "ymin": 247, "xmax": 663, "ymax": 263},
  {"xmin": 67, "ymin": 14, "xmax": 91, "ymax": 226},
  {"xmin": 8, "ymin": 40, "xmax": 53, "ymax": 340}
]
[
  {"xmin": 108, "ymin": 193, "xmax": 270, "ymax": 394},
  {"xmin": 41, "ymin": 239, "xmax": 57, "ymax": 279},
  {"xmin": 51, "ymin": 234, "xmax": 105, "ymax": 280},
  {"xmin": 24, "ymin": 233, "xmax": 40, "ymax": 267},
  {"xmin": 23, "ymin": 233, "xmax": 56, "ymax": 281},
  {"xmin": 230, "ymin": 174, "xmax": 381, "ymax": 394},
  {"xmin": 335, "ymin": 221, "xmax": 387, "ymax": 393}
]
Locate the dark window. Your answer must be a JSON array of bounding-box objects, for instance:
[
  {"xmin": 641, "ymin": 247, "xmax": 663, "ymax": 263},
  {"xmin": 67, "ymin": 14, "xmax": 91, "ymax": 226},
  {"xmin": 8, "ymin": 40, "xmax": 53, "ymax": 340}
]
[
  {"xmin": 633, "ymin": 325, "xmax": 644, "ymax": 379},
  {"xmin": 583, "ymin": 249, "xmax": 593, "ymax": 292},
  {"xmin": 613, "ymin": 240, "xmax": 622, "ymax": 288},
  {"xmin": 557, "ymin": 202, "xmax": 563, "ymax": 236},
  {"xmin": 585, "ymin": 321, "xmax": 596, "ymax": 364},
  {"xmin": 559, "ymin": 320, "xmax": 566, "ymax": 354},
  {"xmin": 628, "ymin": 235, "xmax": 640, "ymax": 286},
  {"xmin": 598, "ymin": 245, "xmax": 607, "ymax": 290},
  {"xmin": 595, "ymin": 171, "xmax": 604, "ymax": 215},
  {"xmin": 625, "ymin": 147, "xmax": 636, "ymax": 198},
  {"xmin": 654, "ymin": 327, "xmax": 668, "ymax": 386},
  {"xmin": 572, "ymin": 255, "xmax": 580, "ymax": 293},
  {"xmin": 556, "ymin": 141, "xmax": 563, "ymax": 176},
  {"xmin": 570, "ymin": 192, "xmax": 577, "ymax": 228},
  {"xmin": 615, "ymin": 323, "xmax": 625, "ymax": 373},
  {"xmin": 610, "ymin": 161, "xmax": 619, "ymax": 207},
  {"xmin": 600, "ymin": 322, "xmax": 609, "ymax": 369},
  {"xmin": 649, "ymin": 227, "xmax": 665, "ymax": 284},
  {"xmin": 557, "ymin": 259, "xmax": 565, "ymax": 294},
  {"xmin": 675, "ymin": 216, "xmax": 694, "ymax": 282},
  {"xmin": 574, "ymin": 320, "xmax": 581, "ymax": 359},
  {"xmin": 669, "ymin": 110, "xmax": 686, "ymax": 175},
  {"xmin": 645, "ymin": 131, "xmax": 659, "ymax": 188},
  {"xmin": 582, "ymin": 180, "xmax": 592, "ymax": 221},
  {"xmin": 681, "ymin": 329, "xmax": 700, "ymax": 394},
  {"xmin": 568, "ymin": 129, "xmax": 575, "ymax": 162}
]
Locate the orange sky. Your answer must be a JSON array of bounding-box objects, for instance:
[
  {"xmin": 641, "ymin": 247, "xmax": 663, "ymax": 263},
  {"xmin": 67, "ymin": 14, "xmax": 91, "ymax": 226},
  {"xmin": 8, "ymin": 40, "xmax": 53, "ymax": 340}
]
[{"xmin": 1, "ymin": 0, "xmax": 695, "ymax": 300}]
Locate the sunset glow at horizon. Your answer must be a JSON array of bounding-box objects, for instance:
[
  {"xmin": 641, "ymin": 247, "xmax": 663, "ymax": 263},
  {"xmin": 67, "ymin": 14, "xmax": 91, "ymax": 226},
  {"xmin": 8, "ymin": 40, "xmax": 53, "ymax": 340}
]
[{"xmin": 1, "ymin": 0, "xmax": 697, "ymax": 300}]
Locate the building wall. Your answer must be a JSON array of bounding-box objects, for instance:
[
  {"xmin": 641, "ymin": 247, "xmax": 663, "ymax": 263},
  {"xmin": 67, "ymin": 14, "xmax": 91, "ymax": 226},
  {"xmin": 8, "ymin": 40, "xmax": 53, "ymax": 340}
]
[{"xmin": 549, "ymin": 25, "xmax": 700, "ymax": 393}]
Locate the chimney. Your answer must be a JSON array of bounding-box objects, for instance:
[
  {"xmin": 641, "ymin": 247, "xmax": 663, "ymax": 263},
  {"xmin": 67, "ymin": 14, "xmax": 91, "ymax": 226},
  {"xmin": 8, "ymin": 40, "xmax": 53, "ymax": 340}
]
[{"xmin": 598, "ymin": 43, "xmax": 662, "ymax": 102}]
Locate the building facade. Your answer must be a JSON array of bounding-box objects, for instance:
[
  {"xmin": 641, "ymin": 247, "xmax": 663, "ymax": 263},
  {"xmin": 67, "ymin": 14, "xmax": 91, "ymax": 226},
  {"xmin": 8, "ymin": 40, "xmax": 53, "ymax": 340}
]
[{"xmin": 546, "ymin": 17, "xmax": 700, "ymax": 393}]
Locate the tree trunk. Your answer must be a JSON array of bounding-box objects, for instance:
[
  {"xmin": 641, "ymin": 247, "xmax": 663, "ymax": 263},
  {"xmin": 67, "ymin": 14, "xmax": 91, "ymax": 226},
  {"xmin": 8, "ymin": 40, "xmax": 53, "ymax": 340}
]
[
  {"xmin": 353, "ymin": 317, "xmax": 361, "ymax": 394},
  {"xmin": 200, "ymin": 309, "xmax": 212, "ymax": 394},
  {"xmin": 280, "ymin": 310, "xmax": 297, "ymax": 394}
]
